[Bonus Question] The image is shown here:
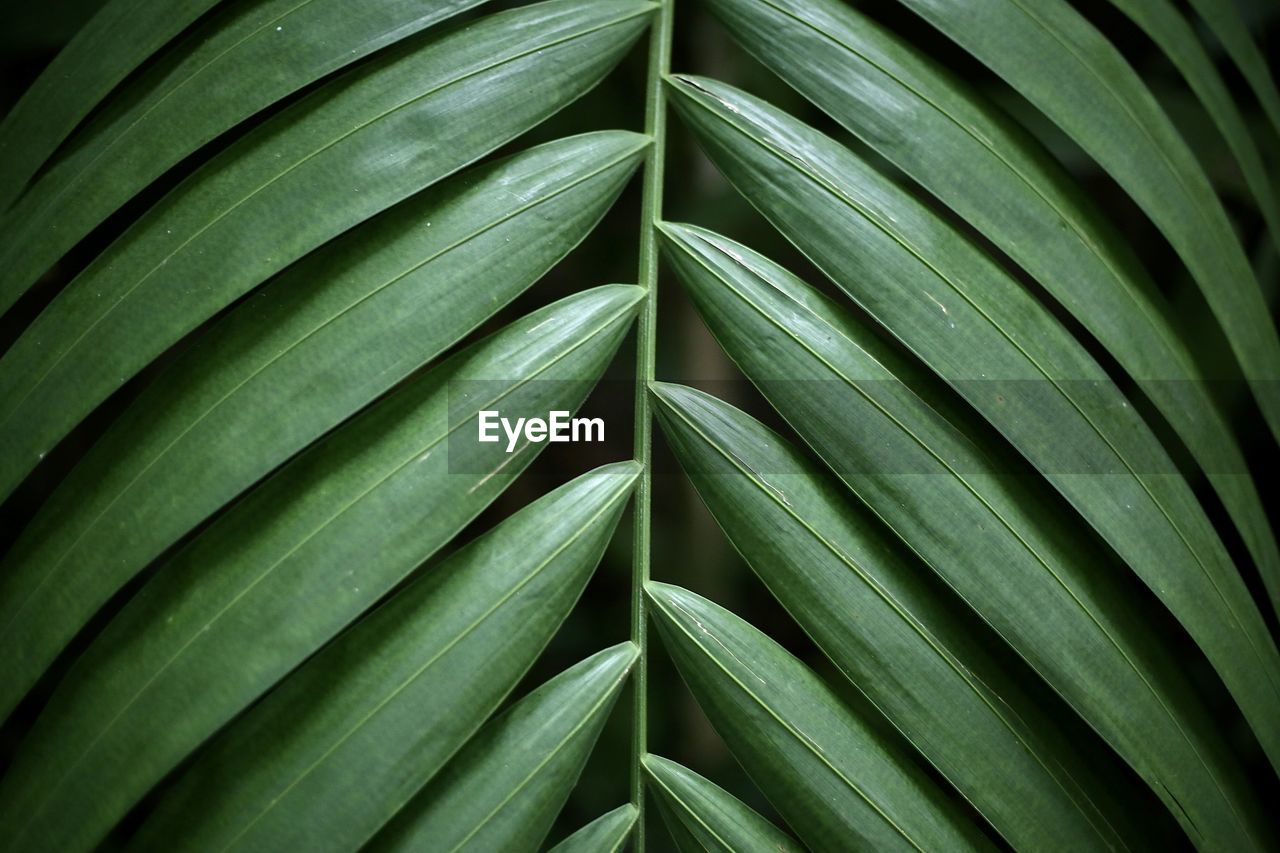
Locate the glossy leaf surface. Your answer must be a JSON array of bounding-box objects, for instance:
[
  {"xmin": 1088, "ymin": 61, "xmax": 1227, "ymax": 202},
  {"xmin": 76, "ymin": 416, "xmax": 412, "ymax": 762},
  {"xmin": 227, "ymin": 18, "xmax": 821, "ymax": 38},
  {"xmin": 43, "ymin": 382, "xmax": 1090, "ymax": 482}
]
[
  {"xmin": 643, "ymin": 754, "xmax": 799, "ymax": 852},
  {"xmin": 890, "ymin": 0, "xmax": 1280, "ymax": 436},
  {"xmin": 0, "ymin": 286, "xmax": 641, "ymax": 757},
  {"xmin": 369, "ymin": 644, "xmax": 638, "ymax": 852},
  {"xmin": 0, "ymin": 132, "xmax": 645, "ymax": 719},
  {"xmin": 651, "ymin": 377, "xmax": 1134, "ymax": 850},
  {"xmin": 0, "ymin": 0, "xmax": 653, "ymax": 499},
  {"xmin": 700, "ymin": 0, "xmax": 1280, "ymax": 615},
  {"xmin": 648, "ymin": 582, "xmax": 992, "ymax": 852},
  {"xmin": 0, "ymin": 0, "xmax": 495, "ymax": 309},
  {"xmin": 547, "ymin": 805, "xmax": 638, "ymax": 853},
  {"xmin": 666, "ymin": 76, "xmax": 1280, "ymax": 778},
  {"xmin": 657, "ymin": 225, "xmax": 1270, "ymax": 847},
  {"xmin": 130, "ymin": 465, "xmax": 637, "ymax": 851}
]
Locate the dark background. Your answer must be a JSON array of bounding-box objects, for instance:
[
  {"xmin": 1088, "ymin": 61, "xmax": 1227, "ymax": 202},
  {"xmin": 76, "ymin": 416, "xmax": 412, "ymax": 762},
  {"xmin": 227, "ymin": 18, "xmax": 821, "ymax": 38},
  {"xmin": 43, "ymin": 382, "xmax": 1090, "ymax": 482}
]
[{"xmin": 1, "ymin": 0, "xmax": 1278, "ymax": 848}]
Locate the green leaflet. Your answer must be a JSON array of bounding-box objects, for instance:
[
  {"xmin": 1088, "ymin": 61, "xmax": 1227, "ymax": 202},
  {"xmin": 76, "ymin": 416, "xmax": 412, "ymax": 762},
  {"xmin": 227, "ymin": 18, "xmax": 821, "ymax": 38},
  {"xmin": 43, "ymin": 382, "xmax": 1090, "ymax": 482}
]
[
  {"xmin": 666, "ymin": 75, "xmax": 1280, "ymax": 779},
  {"xmin": 0, "ymin": 285, "xmax": 643, "ymax": 826},
  {"xmin": 0, "ymin": 0, "xmax": 224, "ymax": 211},
  {"xmin": 888, "ymin": 0, "xmax": 1280, "ymax": 439},
  {"xmin": 1185, "ymin": 0, "xmax": 1280, "ymax": 139},
  {"xmin": 643, "ymin": 755, "xmax": 800, "ymax": 852},
  {"xmin": 646, "ymin": 582, "xmax": 993, "ymax": 853},
  {"xmin": 0, "ymin": 0, "xmax": 654, "ymax": 500},
  {"xmin": 650, "ymin": 375, "xmax": 1131, "ymax": 850},
  {"xmin": 368, "ymin": 644, "xmax": 638, "ymax": 852},
  {"xmin": 1105, "ymin": 0, "xmax": 1280, "ymax": 249},
  {"xmin": 0, "ymin": 0, "xmax": 495, "ymax": 309},
  {"xmin": 657, "ymin": 225, "xmax": 1269, "ymax": 848},
  {"xmin": 650, "ymin": 794, "xmax": 705, "ymax": 853},
  {"xmin": 546, "ymin": 805, "xmax": 638, "ymax": 853},
  {"xmin": 128, "ymin": 469, "xmax": 638, "ymax": 852},
  {"xmin": 699, "ymin": 0, "xmax": 1280, "ymax": 619},
  {"xmin": 0, "ymin": 131, "xmax": 646, "ymax": 720}
]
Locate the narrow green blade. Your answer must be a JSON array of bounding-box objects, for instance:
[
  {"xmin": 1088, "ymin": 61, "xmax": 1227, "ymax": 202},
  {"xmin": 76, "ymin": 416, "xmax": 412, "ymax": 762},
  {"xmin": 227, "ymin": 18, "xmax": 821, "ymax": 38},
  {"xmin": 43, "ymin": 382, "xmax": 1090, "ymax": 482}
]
[
  {"xmin": 643, "ymin": 755, "xmax": 800, "ymax": 852},
  {"xmin": 888, "ymin": 0, "xmax": 1280, "ymax": 437},
  {"xmin": 369, "ymin": 644, "xmax": 638, "ymax": 852},
  {"xmin": 0, "ymin": 131, "xmax": 645, "ymax": 720},
  {"xmin": 0, "ymin": 0, "xmax": 654, "ymax": 499},
  {"xmin": 0, "ymin": 0, "xmax": 494, "ymax": 309},
  {"xmin": 666, "ymin": 76, "xmax": 1280, "ymax": 777},
  {"xmin": 1105, "ymin": 0, "xmax": 1280, "ymax": 249},
  {"xmin": 0, "ymin": 0, "xmax": 224, "ymax": 211},
  {"xmin": 0, "ymin": 284, "xmax": 642, "ymax": 812},
  {"xmin": 546, "ymin": 804, "xmax": 637, "ymax": 853},
  {"xmin": 1185, "ymin": 0, "xmax": 1280, "ymax": 138},
  {"xmin": 128, "ymin": 469, "xmax": 637, "ymax": 852},
  {"xmin": 651, "ymin": 376, "xmax": 1135, "ymax": 850},
  {"xmin": 657, "ymin": 225, "xmax": 1270, "ymax": 847},
  {"xmin": 701, "ymin": 0, "xmax": 1280, "ymax": 617},
  {"xmin": 651, "ymin": 793, "xmax": 706, "ymax": 853},
  {"xmin": 647, "ymin": 582, "xmax": 993, "ymax": 852}
]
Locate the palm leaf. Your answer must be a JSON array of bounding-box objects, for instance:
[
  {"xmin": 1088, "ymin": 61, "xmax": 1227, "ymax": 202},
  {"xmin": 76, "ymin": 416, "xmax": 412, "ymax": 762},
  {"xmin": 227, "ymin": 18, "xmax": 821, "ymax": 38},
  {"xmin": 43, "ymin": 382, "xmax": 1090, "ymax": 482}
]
[
  {"xmin": 647, "ymin": 581, "xmax": 993, "ymax": 852},
  {"xmin": 643, "ymin": 755, "xmax": 799, "ymax": 852},
  {"xmin": 699, "ymin": 0, "xmax": 1280, "ymax": 617},
  {"xmin": 0, "ymin": 0, "xmax": 223, "ymax": 210},
  {"xmin": 0, "ymin": 0, "xmax": 653, "ymax": 499},
  {"xmin": 0, "ymin": 284, "xmax": 641, "ymax": 814},
  {"xmin": 665, "ymin": 76, "xmax": 1280, "ymax": 776},
  {"xmin": 547, "ymin": 805, "xmax": 638, "ymax": 853},
  {"xmin": 122, "ymin": 465, "xmax": 636, "ymax": 851},
  {"xmin": 650, "ymin": 794, "xmax": 704, "ymax": 853},
  {"xmin": 1105, "ymin": 0, "xmax": 1280, "ymax": 249},
  {"xmin": 0, "ymin": 1, "xmax": 1274, "ymax": 849},
  {"xmin": 889, "ymin": 0, "xmax": 1280, "ymax": 438},
  {"xmin": 0, "ymin": 133, "xmax": 645, "ymax": 718},
  {"xmin": 0, "ymin": 0, "xmax": 496, "ymax": 309},
  {"xmin": 657, "ymin": 224, "xmax": 1272, "ymax": 847},
  {"xmin": 1184, "ymin": 0, "xmax": 1280, "ymax": 138},
  {"xmin": 367, "ymin": 644, "xmax": 637, "ymax": 852},
  {"xmin": 651, "ymin": 377, "xmax": 1149, "ymax": 849}
]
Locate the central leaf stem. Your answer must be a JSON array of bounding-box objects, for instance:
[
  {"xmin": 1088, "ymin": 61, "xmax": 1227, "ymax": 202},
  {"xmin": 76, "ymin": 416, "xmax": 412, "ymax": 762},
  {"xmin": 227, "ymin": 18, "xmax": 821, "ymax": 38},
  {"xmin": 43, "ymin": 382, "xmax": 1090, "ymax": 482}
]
[{"xmin": 631, "ymin": 1, "xmax": 672, "ymax": 849}]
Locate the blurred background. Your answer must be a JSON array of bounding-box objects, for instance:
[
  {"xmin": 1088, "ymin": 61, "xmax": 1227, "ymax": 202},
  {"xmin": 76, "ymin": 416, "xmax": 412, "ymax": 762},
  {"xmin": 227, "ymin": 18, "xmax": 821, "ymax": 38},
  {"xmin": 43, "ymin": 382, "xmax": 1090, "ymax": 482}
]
[{"xmin": 1, "ymin": 0, "xmax": 1278, "ymax": 848}]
